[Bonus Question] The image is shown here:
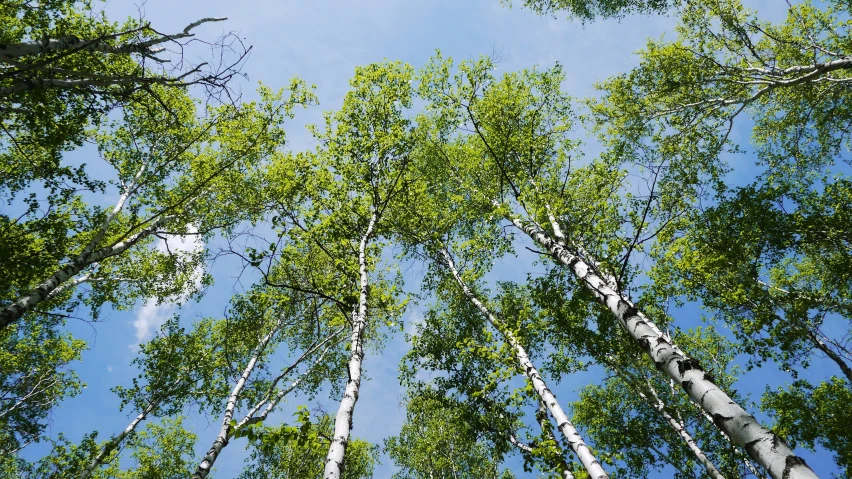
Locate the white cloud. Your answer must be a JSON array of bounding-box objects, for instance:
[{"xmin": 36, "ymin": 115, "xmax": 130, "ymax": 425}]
[
  {"xmin": 132, "ymin": 300, "xmax": 176, "ymax": 345},
  {"xmin": 403, "ymin": 308, "xmax": 425, "ymax": 335},
  {"xmin": 131, "ymin": 225, "xmax": 203, "ymax": 348},
  {"xmin": 106, "ymin": 366, "xmax": 113, "ymax": 373},
  {"xmin": 156, "ymin": 225, "xmax": 203, "ymax": 255}
]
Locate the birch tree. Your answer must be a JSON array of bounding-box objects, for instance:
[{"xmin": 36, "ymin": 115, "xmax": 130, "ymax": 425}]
[
  {"xmin": 435, "ymin": 247, "xmax": 609, "ymax": 479},
  {"xmin": 1, "ymin": 0, "xmax": 247, "ymax": 197},
  {"xmin": 415, "ymin": 54, "xmax": 818, "ymax": 479},
  {"xmin": 190, "ymin": 287, "xmax": 348, "ymax": 479},
  {"xmin": 289, "ymin": 61, "xmax": 414, "ymax": 479},
  {"xmin": 0, "ymin": 79, "xmax": 314, "ymax": 331},
  {"xmin": 569, "ymin": 326, "xmax": 760, "ymax": 479},
  {"xmin": 240, "ymin": 411, "xmax": 379, "ymax": 479}
]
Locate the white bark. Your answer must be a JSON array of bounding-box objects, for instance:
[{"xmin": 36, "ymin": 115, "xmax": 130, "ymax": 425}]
[
  {"xmin": 191, "ymin": 315, "xmax": 283, "ymax": 479},
  {"xmin": 80, "ymin": 398, "xmax": 161, "ymax": 479},
  {"xmin": 439, "ymin": 248, "xmax": 608, "ymax": 479},
  {"xmin": 535, "ymin": 398, "xmax": 576, "ymax": 479},
  {"xmin": 0, "ymin": 214, "xmax": 170, "ymax": 330},
  {"xmin": 508, "ymin": 214, "xmax": 819, "ymax": 479},
  {"xmin": 323, "ymin": 213, "xmax": 377, "ymax": 479},
  {"xmin": 611, "ymin": 365, "xmax": 726, "ymax": 479},
  {"xmin": 694, "ymin": 401, "xmax": 769, "ymax": 479},
  {"xmin": 236, "ymin": 332, "xmax": 341, "ymax": 430},
  {"xmin": 0, "ymin": 18, "xmax": 225, "ymax": 60}
]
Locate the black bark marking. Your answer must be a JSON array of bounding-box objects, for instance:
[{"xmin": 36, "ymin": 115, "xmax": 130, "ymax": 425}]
[
  {"xmin": 783, "ymin": 456, "xmax": 809, "ymax": 479},
  {"xmin": 630, "ymin": 319, "xmax": 648, "ymax": 335},
  {"xmin": 681, "ymin": 380, "xmax": 694, "ymax": 394},
  {"xmin": 622, "ymin": 304, "xmax": 640, "ymax": 320},
  {"xmin": 677, "ymin": 358, "xmax": 702, "ymax": 377},
  {"xmin": 638, "ymin": 337, "xmax": 651, "ymax": 352},
  {"xmin": 711, "ymin": 413, "xmax": 733, "ymax": 430},
  {"xmin": 744, "ymin": 438, "xmax": 762, "ymax": 457}
]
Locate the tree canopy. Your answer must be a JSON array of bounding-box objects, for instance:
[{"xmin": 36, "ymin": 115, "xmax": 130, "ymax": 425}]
[{"xmin": 1, "ymin": 1, "xmax": 849, "ymax": 478}]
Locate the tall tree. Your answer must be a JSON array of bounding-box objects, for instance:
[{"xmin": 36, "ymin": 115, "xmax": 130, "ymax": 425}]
[
  {"xmin": 415, "ymin": 54, "xmax": 817, "ymax": 479},
  {"xmin": 220, "ymin": 61, "xmax": 414, "ymax": 479},
  {"xmin": 0, "ymin": 79, "xmax": 314, "ymax": 331},
  {"xmin": 435, "ymin": 246, "xmax": 608, "ymax": 479},
  {"xmin": 240, "ymin": 410, "xmax": 379, "ymax": 479},
  {"xmin": 1, "ymin": 0, "xmax": 247, "ymax": 196},
  {"xmin": 190, "ymin": 287, "xmax": 347, "ymax": 479}
]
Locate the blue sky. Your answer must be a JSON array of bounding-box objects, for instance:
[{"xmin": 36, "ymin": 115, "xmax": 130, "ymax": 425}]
[{"xmin": 17, "ymin": 0, "xmax": 845, "ymax": 477}]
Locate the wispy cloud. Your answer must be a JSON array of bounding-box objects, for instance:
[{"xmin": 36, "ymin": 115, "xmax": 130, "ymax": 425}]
[
  {"xmin": 131, "ymin": 226, "xmax": 203, "ymax": 347},
  {"xmin": 403, "ymin": 308, "xmax": 425, "ymax": 336},
  {"xmin": 131, "ymin": 301, "xmax": 176, "ymax": 347}
]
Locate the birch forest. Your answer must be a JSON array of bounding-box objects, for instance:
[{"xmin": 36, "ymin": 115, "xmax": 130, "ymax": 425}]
[{"xmin": 3, "ymin": 0, "xmax": 852, "ymax": 478}]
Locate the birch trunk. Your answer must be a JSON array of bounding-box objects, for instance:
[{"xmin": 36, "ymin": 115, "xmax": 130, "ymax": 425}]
[
  {"xmin": 535, "ymin": 398, "xmax": 576, "ymax": 479},
  {"xmin": 439, "ymin": 248, "xmax": 609, "ymax": 479},
  {"xmin": 191, "ymin": 316, "xmax": 282, "ymax": 479},
  {"xmin": 323, "ymin": 213, "xmax": 377, "ymax": 479},
  {"xmin": 236, "ymin": 333, "xmax": 340, "ymax": 430},
  {"xmin": 0, "ymin": 18, "xmax": 225, "ymax": 60},
  {"xmin": 0, "ymin": 215, "xmax": 170, "ymax": 330},
  {"xmin": 80, "ymin": 397, "xmax": 161, "ymax": 479},
  {"xmin": 508, "ymin": 215, "xmax": 819, "ymax": 479},
  {"xmin": 612, "ymin": 366, "xmax": 726, "ymax": 479},
  {"xmin": 694, "ymin": 400, "xmax": 769, "ymax": 479}
]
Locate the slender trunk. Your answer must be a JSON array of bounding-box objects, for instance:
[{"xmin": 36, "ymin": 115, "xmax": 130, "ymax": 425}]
[
  {"xmin": 236, "ymin": 335, "xmax": 339, "ymax": 430},
  {"xmin": 624, "ymin": 369, "xmax": 726, "ymax": 479},
  {"xmin": 45, "ymin": 271, "xmax": 94, "ymax": 301},
  {"xmin": 439, "ymin": 248, "xmax": 608, "ymax": 479},
  {"xmin": 191, "ymin": 317, "xmax": 282, "ymax": 479},
  {"xmin": 805, "ymin": 329, "xmax": 852, "ymax": 383},
  {"xmin": 0, "ymin": 18, "xmax": 225, "ymax": 59},
  {"xmin": 535, "ymin": 398, "xmax": 576, "ymax": 479},
  {"xmin": 323, "ymin": 213, "xmax": 377, "ymax": 479},
  {"xmin": 80, "ymin": 398, "xmax": 161, "ymax": 479},
  {"xmin": 508, "ymin": 434, "xmax": 534, "ymax": 454},
  {"xmin": 508, "ymin": 215, "xmax": 818, "ymax": 479},
  {"xmin": 0, "ymin": 215, "xmax": 169, "ymax": 330}
]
